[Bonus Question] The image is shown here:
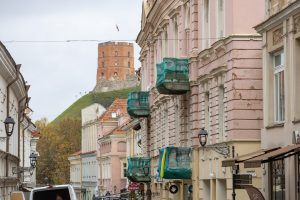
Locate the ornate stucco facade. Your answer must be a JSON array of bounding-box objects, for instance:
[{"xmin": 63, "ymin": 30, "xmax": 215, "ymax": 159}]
[
  {"xmin": 136, "ymin": 0, "xmax": 265, "ymax": 199},
  {"xmin": 252, "ymin": 0, "xmax": 300, "ymax": 199}
]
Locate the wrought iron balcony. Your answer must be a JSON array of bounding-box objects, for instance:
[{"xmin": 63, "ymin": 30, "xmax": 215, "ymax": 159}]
[
  {"xmin": 127, "ymin": 92, "xmax": 150, "ymax": 118},
  {"xmin": 157, "ymin": 147, "xmax": 192, "ymax": 180},
  {"xmin": 156, "ymin": 58, "xmax": 190, "ymax": 95},
  {"xmin": 127, "ymin": 157, "xmax": 151, "ymax": 183}
]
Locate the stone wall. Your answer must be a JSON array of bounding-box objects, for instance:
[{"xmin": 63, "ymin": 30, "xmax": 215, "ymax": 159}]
[{"xmin": 93, "ymin": 75, "xmax": 139, "ymax": 92}]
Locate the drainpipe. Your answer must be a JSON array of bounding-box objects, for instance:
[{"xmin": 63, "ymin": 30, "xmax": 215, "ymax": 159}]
[
  {"xmin": 18, "ymin": 95, "xmax": 27, "ymax": 181},
  {"xmin": 146, "ymin": 117, "xmax": 151, "ymax": 200},
  {"xmin": 6, "ymin": 64, "xmax": 21, "ymax": 178},
  {"xmin": 18, "ymin": 96, "xmax": 26, "ymax": 158},
  {"xmin": 22, "ymin": 117, "xmax": 31, "ymax": 183}
]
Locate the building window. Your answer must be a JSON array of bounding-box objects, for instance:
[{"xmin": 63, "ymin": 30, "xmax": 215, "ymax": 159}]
[
  {"xmin": 128, "ymin": 51, "xmax": 130, "ymax": 57},
  {"xmin": 102, "ymin": 62, "xmax": 105, "ymax": 68},
  {"xmin": 273, "ymin": 51, "xmax": 285, "ymax": 122},
  {"xmin": 218, "ymin": 85, "xmax": 225, "ymax": 141},
  {"xmin": 164, "ymin": 31, "xmax": 168, "ymax": 57},
  {"xmin": 115, "ymin": 51, "xmax": 118, "ymax": 56},
  {"xmin": 128, "ymin": 62, "xmax": 130, "ymax": 68},
  {"xmin": 217, "ymin": 0, "xmax": 224, "ymax": 38},
  {"xmin": 203, "ymin": 0, "xmax": 210, "ymax": 48},
  {"xmin": 174, "ymin": 20, "xmax": 179, "ymax": 57},
  {"xmin": 102, "ymin": 52, "xmax": 104, "ymax": 57},
  {"xmin": 205, "ymin": 92, "xmax": 210, "ymax": 133},
  {"xmin": 271, "ymin": 159, "xmax": 285, "ymax": 200}
]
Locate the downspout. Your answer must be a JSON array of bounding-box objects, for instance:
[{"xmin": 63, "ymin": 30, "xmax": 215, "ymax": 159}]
[
  {"xmin": 22, "ymin": 117, "xmax": 31, "ymax": 183},
  {"xmin": 6, "ymin": 64, "xmax": 21, "ymax": 177},
  {"xmin": 18, "ymin": 95, "xmax": 27, "ymax": 181},
  {"xmin": 18, "ymin": 96, "xmax": 26, "ymax": 157}
]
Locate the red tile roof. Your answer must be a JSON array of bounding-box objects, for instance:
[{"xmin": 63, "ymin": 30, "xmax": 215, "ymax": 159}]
[{"xmin": 99, "ymin": 99, "xmax": 128, "ymax": 122}]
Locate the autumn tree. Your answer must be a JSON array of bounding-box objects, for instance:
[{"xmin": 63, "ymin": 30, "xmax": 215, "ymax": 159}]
[{"xmin": 36, "ymin": 117, "xmax": 81, "ymax": 185}]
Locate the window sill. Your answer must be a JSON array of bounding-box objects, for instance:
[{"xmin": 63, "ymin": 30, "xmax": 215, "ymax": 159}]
[
  {"xmin": 292, "ymin": 118, "xmax": 300, "ymax": 124},
  {"xmin": 265, "ymin": 123, "xmax": 285, "ymax": 129}
]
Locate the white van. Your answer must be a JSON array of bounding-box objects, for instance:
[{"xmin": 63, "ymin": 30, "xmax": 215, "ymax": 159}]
[{"xmin": 29, "ymin": 185, "xmax": 77, "ymax": 200}]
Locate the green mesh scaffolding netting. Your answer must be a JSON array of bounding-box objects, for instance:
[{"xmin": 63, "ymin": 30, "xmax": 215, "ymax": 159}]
[
  {"xmin": 157, "ymin": 147, "xmax": 192, "ymax": 180},
  {"xmin": 156, "ymin": 58, "xmax": 190, "ymax": 94},
  {"xmin": 127, "ymin": 92, "xmax": 150, "ymax": 118},
  {"xmin": 127, "ymin": 157, "xmax": 151, "ymax": 182}
]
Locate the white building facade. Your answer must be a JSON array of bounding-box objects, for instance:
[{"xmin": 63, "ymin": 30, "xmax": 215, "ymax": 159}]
[
  {"xmin": 0, "ymin": 42, "xmax": 31, "ymax": 200},
  {"xmin": 69, "ymin": 103, "xmax": 106, "ymax": 200}
]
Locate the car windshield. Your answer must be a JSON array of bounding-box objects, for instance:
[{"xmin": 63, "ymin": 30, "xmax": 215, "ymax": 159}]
[{"xmin": 32, "ymin": 188, "xmax": 71, "ymax": 200}]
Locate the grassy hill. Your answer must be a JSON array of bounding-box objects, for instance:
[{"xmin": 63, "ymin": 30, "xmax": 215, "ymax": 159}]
[{"xmin": 52, "ymin": 86, "xmax": 140, "ymax": 124}]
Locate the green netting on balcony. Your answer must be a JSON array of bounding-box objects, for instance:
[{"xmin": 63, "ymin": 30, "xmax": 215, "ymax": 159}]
[
  {"xmin": 127, "ymin": 157, "xmax": 151, "ymax": 183},
  {"xmin": 157, "ymin": 147, "xmax": 192, "ymax": 180},
  {"xmin": 156, "ymin": 58, "xmax": 190, "ymax": 94},
  {"xmin": 127, "ymin": 92, "xmax": 150, "ymax": 118}
]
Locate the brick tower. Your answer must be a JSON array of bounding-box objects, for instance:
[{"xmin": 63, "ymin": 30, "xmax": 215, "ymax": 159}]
[{"xmin": 94, "ymin": 42, "xmax": 138, "ymax": 92}]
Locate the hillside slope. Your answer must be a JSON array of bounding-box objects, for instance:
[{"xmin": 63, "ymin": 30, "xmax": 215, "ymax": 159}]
[{"xmin": 52, "ymin": 86, "xmax": 140, "ymax": 124}]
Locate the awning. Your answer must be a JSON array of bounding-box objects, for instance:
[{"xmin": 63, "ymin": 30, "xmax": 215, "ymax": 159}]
[
  {"xmin": 222, "ymin": 147, "xmax": 279, "ymax": 167},
  {"xmin": 244, "ymin": 144, "xmax": 300, "ymax": 168}
]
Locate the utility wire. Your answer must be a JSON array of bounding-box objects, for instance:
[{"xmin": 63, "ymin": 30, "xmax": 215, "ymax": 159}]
[{"xmin": 2, "ymin": 37, "xmax": 227, "ymax": 44}]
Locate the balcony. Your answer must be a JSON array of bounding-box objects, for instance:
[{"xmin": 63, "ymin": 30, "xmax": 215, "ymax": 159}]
[
  {"xmin": 126, "ymin": 157, "xmax": 151, "ymax": 183},
  {"xmin": 157, "ymin": 147, "xmax": 192, "ymax": 180},
  {"xmin": 127, "ymin": 92, "xmax": 150, "ymax": 118},
  {"xmin": 156, "ymin": 58, "xmax": 190, "ymax": 95}
]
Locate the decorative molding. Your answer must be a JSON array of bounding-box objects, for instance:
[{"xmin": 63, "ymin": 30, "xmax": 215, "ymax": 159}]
[
  {"xmin": 273, "ymin": 27, "xmax": 283, "ymax": 45},
  {"xmin": 294, "ymin": 15, "xmax": 300, "ymax": 33}
]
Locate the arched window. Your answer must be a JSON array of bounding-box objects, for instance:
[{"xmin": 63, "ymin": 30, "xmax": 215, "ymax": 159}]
[{"xmin": 117, "ymin": 141, "xmax": 126, "ymax": 152}]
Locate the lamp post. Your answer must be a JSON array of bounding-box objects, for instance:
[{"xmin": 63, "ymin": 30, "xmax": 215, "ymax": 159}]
[
  {"xmin": 198, "ymin": 128, "xmax": 230, "ymax": 156},
  {"xmin": 29, "ymin": 152, "xmax": 37, "ymax": 168},
  {"xmin": 142, "ymin": 165, "xmax": 151, "ymax": 200},
  {"xmin": 4, "ymin": 116, "xmax": 15, "ymax": 137}
]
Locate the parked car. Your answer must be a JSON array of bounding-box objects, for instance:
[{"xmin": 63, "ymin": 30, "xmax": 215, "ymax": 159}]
[{"xmin": 29, "ymin": 185, "xmax": 77, "ymax": 200}]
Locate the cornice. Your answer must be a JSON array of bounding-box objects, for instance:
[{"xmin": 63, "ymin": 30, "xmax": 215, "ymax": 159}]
[{"xmin": 255, "ymin": 0, "xmax": 300, "ymax": 33}]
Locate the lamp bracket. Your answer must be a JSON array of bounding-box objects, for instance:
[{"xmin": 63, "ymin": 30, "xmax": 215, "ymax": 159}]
[
  {"xmin": 202, "ymin": 142, "xmax": 230, "ymax": 156},
  {"xmin": 12, "ymin": 166, "xmax": 35, "ymax": 176}
]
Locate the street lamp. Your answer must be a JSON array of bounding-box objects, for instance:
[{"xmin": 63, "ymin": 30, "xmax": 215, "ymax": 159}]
[
  {"xmin": 30, "ymin": 152, "xmax": 37, "ymax": 168},
  {"xmin": 198, "ymin": 128, "xmax": 208, "ymax": 147},
  {"xmin": 143, "ymin": 164, "xmax": 150, "ymax": 176},
  {"xmin": 198, "ymin": 128, "xmax": 230, "ymax": 156},
  {"xmin": 4, "ymin": 116, "xmax": 15, "ymax": 137}
]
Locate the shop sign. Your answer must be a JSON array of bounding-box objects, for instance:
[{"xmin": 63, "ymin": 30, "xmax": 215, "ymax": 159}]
[{"xmin": 128, "ymin": 182, "xmax": 140, "ymax": 191}]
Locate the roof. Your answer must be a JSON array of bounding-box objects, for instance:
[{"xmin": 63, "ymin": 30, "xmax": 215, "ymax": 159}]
[
  {"xmin": 99, "ymin": 98, "xmax": 128, "ymax": 122},
  {"xmin": 244, "ymin": 144, "xmax": 300, "ymax": 168},
  {"xmin": 222, "ymin": 147, "xmax": 279, "ymax": 167},
  {"xmin": 31, "ymin": 131, "xmax": 40, "ymax": 138}
]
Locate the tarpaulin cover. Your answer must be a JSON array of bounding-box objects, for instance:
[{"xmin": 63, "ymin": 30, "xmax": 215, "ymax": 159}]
[
  {"xmin": 156, "ymin": 58, "xmax": 190, "ymax": 94},
  {"xmin": 127, "ymin": 157, "xmax": 151, "ymax": 182},
  {"xmin": 127, "ymin": 92, "xmax": 150, "ymax": 118},
  {"xmin": 157, "ymin": 147, "xmax": 192, "ymax": 180}
]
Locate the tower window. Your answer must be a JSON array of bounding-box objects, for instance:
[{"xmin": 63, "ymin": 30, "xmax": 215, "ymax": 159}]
[
  {"xmin": 115, "ymin": 51, "xmax": 118, "ymax": 56},
  {"xmin": 128, "ymin": 62, "xmax": 130, "ymax": 68},
  {"xmin": 102, "ymin": 62, "xmax": 105, "ymax": 67},
  {"xmin": 102, "ymin": 52, "xmax": 104, "ymax": 57},
  {"xmin": 128, "ymin": 52, "xmax": 130, "ymax": 57}
]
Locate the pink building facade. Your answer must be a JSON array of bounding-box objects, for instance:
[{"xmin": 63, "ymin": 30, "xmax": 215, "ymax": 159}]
[
  {"xmin": 97, "ymin": 99, "xmax": 130, "ymax": 197},
  {"xmin": 137, "ymin": 0, "xmax": 265, "ymax": 199}
]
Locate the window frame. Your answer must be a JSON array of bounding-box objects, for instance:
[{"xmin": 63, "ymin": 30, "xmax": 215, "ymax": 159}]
[
  {"xmin": 273, "ymin": 51, "xmax": 285, "ymax": 123},
  {"xmin": 270, "ymin": 158, "xmax": 285, "ymax": 200}
]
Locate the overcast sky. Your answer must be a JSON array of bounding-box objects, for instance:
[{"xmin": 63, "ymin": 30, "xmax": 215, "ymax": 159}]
[{"xmin": 0, "ymin": 0, "xmax": 142, "ymax": 121}]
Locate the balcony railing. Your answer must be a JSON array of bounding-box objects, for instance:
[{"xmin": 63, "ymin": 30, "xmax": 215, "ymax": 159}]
[
  {"xmin": 156, "ymin": 58, "xmax": 190, "ymax": 95},
  {"xmin": 127, "ymin": 92, "xmax": 150, "ymax": 118},
  {"xmin": 157, "ymin": 147, "xmax": 192, "ymax": 180},
  {"xmin": 127, "ymin": 157, "xmax": 151, "ymax": 183}
]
